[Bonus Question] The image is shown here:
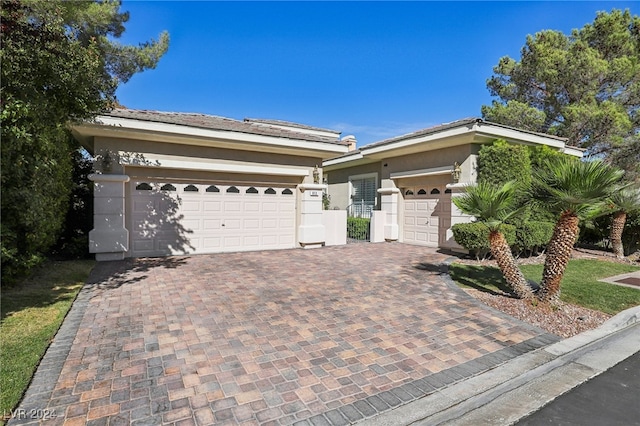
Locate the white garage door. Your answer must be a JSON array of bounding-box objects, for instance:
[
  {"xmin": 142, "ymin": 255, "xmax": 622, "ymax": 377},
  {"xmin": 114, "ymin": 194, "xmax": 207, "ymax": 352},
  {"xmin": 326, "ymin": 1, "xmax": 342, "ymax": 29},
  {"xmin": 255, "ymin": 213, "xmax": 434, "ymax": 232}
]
[
  {"xmin": 129, "ymin": 182, "xmax": 296, "ymax": 257},
  {"xmin": 403, "ymin": 186, "xmax": 451, "ymax": 247}
]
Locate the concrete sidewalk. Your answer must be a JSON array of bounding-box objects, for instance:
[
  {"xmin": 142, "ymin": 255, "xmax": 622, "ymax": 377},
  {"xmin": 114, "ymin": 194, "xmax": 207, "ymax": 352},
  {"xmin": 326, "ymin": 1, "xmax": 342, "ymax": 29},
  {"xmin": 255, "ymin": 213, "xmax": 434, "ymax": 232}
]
[{"xmin": 358, "ymin": 305, "xmax": 640, "ymax": 425}]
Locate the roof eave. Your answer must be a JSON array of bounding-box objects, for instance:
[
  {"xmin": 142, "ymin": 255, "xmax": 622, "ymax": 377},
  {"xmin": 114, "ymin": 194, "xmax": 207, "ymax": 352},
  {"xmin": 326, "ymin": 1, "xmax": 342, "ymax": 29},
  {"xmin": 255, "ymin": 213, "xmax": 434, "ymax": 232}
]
[{"xmin": 72, "ymin": 115, "xmax": 349, "ymax": 159}]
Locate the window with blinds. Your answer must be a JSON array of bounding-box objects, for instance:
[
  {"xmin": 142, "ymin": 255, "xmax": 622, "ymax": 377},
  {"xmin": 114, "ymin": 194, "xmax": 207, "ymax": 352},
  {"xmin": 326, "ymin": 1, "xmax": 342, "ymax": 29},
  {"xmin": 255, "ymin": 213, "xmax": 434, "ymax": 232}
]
[{"xmin": 351, "ymin": 177, "xmax": 377, "ymax": 204}]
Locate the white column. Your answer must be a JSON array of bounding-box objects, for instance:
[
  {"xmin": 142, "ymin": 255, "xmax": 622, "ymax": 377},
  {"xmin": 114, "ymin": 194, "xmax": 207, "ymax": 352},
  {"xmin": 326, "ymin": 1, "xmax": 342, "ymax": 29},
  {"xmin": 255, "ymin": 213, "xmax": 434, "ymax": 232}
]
[
  {"xmin": 297, "ymin": 183, "xmax": 327, "ymax": 249},
  {"xmin": 88, "ymin": 174, "xmax": 130, "ymax": 261},
  {"xmin": 377, "ymin": 188, "xmax": 400, "ymax": 241},
  {"xmin": 446, "ymin": 183, "xmax": 473, "ymax": 252}
]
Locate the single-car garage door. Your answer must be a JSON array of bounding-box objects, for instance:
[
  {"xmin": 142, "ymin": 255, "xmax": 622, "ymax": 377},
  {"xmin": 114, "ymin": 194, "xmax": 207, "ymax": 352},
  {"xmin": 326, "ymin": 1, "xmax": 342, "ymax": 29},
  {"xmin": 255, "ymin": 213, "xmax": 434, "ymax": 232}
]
[
  {"xmin": 129, "ymin": 181, "xmax": 296, "ymax": 257},
  {"xmin": 403, "ymin": 185, "xmax": 451, "ymax": 247}
]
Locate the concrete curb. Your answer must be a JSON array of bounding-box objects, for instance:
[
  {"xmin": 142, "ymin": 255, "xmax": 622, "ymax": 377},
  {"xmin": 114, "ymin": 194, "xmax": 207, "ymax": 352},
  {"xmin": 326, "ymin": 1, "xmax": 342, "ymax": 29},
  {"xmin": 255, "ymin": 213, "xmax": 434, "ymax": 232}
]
[{"xmin": 359, "ymin": 305, "xmax": 640, "ymax": 426}]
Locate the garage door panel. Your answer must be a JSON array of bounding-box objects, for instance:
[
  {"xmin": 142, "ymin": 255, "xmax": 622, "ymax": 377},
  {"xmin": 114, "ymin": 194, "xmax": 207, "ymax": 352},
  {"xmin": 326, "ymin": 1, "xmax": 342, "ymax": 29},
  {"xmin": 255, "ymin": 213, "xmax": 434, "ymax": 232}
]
[
  {"xmin": 130, "ymin": 182, "xmax": 297, "ymax": 256},
  {"xmin": 203, "ymin": 237, "xmax": 222, "ymax": 249},
  {"xmin": 203, "ymin": 201, "xmax": 222, "ymax": 211},
  {"xmin": 181, "ymin": 219, "xmax": 202, "ymax": 231},
  {"xmin": 263, "ymin": 202, "xmax": 278, "ymax": 212},
  {"xmin": 279, "ymin": 202, "xmax": 295, "ymax": 213},
  {"xmin": 404, "ymin": 196, "xmax": 448, "ymax": 248},
  {"xmin": 262, "ymin": 218, "xmax": 278, "ymax": 229},
  {"xmin": 181, "ymin": 200, "xmax": 202, "ymax": 212},
  {"xmin": 224, "ymin": 201, "xmax": 242, "ymax": 212},
  {"xmin": 243, "ymin": 219, "xmax": 260, "ymax": 229},
  {"xmin": 203, "ymin": 219, "xmax": 221, "ymax": 230},
  {"xmin": 244, "ymin": 202, "xmax": 260, "ymax": 212}
]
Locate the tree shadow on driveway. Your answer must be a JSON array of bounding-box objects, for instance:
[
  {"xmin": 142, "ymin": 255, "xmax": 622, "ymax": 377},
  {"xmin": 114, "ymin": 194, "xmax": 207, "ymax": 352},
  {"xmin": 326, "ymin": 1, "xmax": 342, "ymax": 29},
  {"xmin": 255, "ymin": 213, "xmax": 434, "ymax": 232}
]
[{"xmin": 86, "ymin": 256, "xmax": 189, "ymax": 291}]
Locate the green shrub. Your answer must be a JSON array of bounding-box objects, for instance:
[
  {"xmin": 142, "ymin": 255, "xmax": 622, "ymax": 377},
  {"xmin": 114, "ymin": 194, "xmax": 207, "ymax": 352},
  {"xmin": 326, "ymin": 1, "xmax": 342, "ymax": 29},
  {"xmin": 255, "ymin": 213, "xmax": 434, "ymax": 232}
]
[
  {"xmin": 514, "ymin": 221, "xmax": 554, "ymax": 256},
  {"xmin": 451, "ymin": 222, "xmax": 516, "ymax": 260},
  {"xmin": 347, "ymin": 217, "xmax": 370, "ymax": 240},
  {"xmin": 477, "ymin": 140, "xmax": 531, "ymax": 188}
]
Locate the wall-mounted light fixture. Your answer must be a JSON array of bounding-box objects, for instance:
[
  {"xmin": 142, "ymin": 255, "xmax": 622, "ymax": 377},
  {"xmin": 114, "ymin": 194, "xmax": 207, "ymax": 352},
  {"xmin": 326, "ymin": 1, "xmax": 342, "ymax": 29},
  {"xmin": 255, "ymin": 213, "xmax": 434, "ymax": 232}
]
[
  {"xmin": 102, "ymin": 151, "xmax": 113, "ymax": 173},
  {"xmin": 313, "ymin": 165, "xmax": 320, "ymax": 184},
  {"xmin": 451, "ymin": 162, "xmax": 461, "ymax": 183}
]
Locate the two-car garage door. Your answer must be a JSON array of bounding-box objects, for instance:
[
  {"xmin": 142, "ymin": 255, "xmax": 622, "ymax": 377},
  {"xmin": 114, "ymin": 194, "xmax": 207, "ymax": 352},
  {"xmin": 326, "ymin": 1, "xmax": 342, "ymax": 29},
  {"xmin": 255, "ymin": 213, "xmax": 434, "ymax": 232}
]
[{"xmin": 129, "ymin": 182, "xmax": 296, "ymax": 257}]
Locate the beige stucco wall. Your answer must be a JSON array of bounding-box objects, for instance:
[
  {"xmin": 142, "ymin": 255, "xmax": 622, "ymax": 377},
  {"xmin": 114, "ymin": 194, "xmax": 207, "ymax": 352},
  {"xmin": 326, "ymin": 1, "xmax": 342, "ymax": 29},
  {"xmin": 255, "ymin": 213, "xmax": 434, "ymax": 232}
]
[
  {"xmin": 93, "ymin": 136, "xmax": 323, "ymax": 185},
  {"xmin": 382, "ymin": 144, "xmax": 473, "ymax": 180},
  {"xmin": 325, "ymin": 162, "xmax": 381, "ymax": 210}
]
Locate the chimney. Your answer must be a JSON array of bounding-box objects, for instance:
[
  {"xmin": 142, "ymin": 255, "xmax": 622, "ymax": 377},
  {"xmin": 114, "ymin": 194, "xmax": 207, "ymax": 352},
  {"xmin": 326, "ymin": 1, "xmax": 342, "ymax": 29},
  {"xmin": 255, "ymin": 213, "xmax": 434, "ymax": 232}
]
[{"xmin": 342, "ymin": 135, "xmax": 357, "ymax": 152}]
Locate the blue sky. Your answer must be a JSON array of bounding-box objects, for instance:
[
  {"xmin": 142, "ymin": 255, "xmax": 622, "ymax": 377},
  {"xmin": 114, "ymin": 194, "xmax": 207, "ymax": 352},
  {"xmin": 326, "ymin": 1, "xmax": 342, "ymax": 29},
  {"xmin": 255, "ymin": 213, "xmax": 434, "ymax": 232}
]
[{"xmin": 116, "ymin": 1, "xmax": 638, "ymax": 146}]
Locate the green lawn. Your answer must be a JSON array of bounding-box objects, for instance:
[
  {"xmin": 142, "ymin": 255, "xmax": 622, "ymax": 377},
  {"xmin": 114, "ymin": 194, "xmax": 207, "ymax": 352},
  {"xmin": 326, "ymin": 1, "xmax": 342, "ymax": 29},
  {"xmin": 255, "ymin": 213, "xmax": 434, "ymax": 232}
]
[
  {"xmin": 450, "ymin": 259, "xmax": 640, "ymax": 315},
  {"xmin": 0, "ymin": 260, "xmax": 94, "ymax": 420}
]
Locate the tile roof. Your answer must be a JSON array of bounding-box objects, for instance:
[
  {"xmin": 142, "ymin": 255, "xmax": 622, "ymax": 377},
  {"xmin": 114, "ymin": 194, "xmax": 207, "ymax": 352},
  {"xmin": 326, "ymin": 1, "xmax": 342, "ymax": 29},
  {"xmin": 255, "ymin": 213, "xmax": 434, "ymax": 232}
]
[
  {"xmin": 362, "ymin": 117, "xmax": 568, "ymax": 151},
  {"xmin": 103, "ymin": 109, "xmax": 346, "ymax": 145},
  {"xmin": 244, "ymin": 118, "xmax": 341, "ymax": 135}
]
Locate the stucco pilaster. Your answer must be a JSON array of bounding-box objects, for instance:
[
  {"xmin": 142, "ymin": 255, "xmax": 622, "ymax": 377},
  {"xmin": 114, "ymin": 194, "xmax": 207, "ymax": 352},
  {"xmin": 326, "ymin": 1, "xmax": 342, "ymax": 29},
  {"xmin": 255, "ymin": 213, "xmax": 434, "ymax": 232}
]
[
  {"xmin": 377, "ymin": 187, "xmax": 400, "ymax": 241},
  {"xmin": 445, "ymin": 183, "xmax": 473, "ymax": 252},
  {"xmin": 297, "ymin": 184, "xmax": 326, "ymax": 248},
  {"xmin": 88, "ymin": 174, "xmax": 130, "ymax": 261}
]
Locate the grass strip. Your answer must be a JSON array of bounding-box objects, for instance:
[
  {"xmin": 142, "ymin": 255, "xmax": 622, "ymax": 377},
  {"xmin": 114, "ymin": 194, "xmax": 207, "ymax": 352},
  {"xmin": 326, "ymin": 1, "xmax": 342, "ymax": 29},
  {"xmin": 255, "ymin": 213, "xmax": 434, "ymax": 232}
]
[
  {"xmin": 0, "ymin": 260, "xmax": 94, "ymax": 419},
  {"xmin": 450, "ymin": 259, "xmax": 640, "ymax": 315}
]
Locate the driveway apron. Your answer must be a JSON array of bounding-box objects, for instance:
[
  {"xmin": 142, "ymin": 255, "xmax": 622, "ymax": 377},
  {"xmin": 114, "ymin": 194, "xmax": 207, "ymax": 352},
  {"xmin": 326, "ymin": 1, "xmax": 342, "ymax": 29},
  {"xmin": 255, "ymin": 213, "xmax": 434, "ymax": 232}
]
[{"xmin": 10, "ymin": 243, "xmax": 559, "ymax": 425}]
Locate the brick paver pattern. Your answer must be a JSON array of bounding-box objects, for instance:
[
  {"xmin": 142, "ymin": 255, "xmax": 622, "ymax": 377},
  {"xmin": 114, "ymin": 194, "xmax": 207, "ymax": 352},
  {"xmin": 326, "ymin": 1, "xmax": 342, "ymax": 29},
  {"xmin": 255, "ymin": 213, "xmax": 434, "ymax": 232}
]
[{"xmin": 19, "ymin": 244, "xmax": 554, "ymax": 425}]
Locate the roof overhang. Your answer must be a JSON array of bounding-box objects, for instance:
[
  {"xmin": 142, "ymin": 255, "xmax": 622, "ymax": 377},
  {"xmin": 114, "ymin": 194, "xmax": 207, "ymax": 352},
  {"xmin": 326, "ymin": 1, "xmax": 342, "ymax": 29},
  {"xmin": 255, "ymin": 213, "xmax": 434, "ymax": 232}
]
[
  {"xmin": 71, "ymin": 115, "xmax": 349, "ymax": 159},
  {"xmin": 323, "ymin": 119, "xmax": 578, "ymax": 170}
]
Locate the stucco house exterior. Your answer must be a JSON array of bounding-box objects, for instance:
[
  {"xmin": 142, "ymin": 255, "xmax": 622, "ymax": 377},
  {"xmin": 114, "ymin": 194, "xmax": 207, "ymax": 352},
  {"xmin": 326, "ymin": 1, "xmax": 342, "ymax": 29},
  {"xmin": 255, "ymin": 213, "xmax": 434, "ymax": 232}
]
[
  {"xmin": 71, "ymin": 109, "xmax": 350, "ymax": 261},
  {"xmin": 73, "ymin": 111, "xmax": 582, "ymax": 260},
  {"xmin": 322, "ymin": 118, "xmax": 583, "ymax": 251}
]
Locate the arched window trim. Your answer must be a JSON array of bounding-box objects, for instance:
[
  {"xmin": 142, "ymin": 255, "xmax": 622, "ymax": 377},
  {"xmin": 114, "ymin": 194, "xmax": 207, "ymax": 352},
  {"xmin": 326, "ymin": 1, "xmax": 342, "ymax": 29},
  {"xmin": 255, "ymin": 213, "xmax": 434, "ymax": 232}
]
[{"xmin": 135, "ymin": 183, "xmax": 152, "ymax": 191}]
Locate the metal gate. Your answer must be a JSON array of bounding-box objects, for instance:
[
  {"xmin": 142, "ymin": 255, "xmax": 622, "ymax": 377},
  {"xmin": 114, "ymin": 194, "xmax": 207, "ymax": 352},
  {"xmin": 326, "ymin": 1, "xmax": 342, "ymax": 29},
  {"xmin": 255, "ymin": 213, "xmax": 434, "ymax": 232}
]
[{"xmin": 346, "ymin": 201, "xmax": 373, "ymax": 243}]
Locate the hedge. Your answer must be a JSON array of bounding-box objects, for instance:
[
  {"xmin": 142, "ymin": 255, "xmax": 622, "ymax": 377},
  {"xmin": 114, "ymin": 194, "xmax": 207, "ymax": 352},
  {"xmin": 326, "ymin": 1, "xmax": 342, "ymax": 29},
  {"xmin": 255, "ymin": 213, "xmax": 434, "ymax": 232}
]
[
  {"xmin": 451, "ymin": 222, "xmax": 516, "ymax": 260},
  {"xmin": 514, "ymin": 221, "xmax": 555, "ymax": 256},
  {"xmin": 347, "ymin": 217, "xmax": 370, "ymax": 240}
]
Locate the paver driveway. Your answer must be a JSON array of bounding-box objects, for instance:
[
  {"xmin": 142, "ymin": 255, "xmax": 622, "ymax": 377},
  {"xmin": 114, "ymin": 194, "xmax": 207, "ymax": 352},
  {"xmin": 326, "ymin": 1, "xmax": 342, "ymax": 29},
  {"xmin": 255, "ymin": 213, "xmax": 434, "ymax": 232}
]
[{"xmin": 12, "ymin": 243, "xmax": 558, "ymax": 425}]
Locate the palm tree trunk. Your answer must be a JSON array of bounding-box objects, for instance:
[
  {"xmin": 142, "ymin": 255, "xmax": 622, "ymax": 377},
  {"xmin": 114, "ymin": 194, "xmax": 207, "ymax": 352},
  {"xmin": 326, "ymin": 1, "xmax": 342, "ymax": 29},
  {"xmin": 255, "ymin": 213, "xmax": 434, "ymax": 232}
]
[
  {"xmin": 610, "ymin": 211, "xmax": 627, "ymax": 259},
  {"xmin": 488, "ymin": 230, "xmax": 534, "ymax": 300},
  {"xmin": 538, "ymin": 211, "xmax": 580, "ymax": 303}
]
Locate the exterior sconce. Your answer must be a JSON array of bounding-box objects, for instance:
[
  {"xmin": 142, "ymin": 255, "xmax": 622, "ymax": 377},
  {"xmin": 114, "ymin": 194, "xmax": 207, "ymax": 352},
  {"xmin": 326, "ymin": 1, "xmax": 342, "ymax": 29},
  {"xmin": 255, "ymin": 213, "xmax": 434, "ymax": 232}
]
[
  {"xmin": 102, "ymin": 151, "xmax": 113, "ymax": 173},
  {"xmin": 452, "ymin": 162, "xmax": 461, "ymax": 183},
  {"xmin": 313, "ymin": 165, "xmax": 320, "ymax": 184}
]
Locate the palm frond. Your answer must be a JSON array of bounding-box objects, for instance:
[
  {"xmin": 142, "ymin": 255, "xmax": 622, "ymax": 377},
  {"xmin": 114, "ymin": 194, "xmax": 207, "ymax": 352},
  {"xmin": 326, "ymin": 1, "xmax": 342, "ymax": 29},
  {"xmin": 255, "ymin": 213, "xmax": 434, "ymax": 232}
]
[
  {"xmin": 532, "ymin": 158, "xmax": 624, "ymax": 217},
  {"xmin": 453, "ymin": 180, "xmax": 523, "ymax": 231}
]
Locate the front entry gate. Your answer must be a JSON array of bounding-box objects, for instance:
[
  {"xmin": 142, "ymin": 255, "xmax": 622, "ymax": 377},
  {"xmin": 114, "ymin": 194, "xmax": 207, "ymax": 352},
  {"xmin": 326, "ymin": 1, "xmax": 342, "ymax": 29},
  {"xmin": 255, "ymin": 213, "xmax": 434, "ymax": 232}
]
[{"xmin": 346, "ymin": 201, "xmax": 372, "ymax": 243}]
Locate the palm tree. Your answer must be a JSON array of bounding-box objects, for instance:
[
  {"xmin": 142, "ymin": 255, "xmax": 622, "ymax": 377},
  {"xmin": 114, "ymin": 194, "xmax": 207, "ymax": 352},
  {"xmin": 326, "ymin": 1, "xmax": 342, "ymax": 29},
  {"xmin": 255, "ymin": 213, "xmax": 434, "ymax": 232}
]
[
  {"xmin": 532, "ymin": 158, "xmax": 624, "ymax": 302},
  {"xmin": 453, "ymin": 181, "xmax": 535, "ymax": 300},
  {"xmin": 608, "ymin": 186, "xmax": 640, "ymax": 258}
]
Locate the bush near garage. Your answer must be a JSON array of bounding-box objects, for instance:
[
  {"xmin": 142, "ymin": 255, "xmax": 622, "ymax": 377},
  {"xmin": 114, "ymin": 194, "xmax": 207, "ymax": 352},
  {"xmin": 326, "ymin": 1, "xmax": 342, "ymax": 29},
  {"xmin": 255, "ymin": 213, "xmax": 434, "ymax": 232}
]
[
  {"xmin": 347, "ymin": 217, "xmax": 370, "ymax": 240},
  {"xmin": 451, "ymin": 222, "xmax": 516, "ymax": 260},
  {"xmin": 514, "ymin": 221, "xmax": 555, "ymax": 257}
]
